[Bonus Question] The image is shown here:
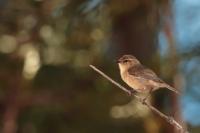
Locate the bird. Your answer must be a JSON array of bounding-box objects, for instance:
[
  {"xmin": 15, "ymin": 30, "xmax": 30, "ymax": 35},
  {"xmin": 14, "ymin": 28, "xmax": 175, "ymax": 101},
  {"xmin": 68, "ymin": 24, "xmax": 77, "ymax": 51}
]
[{"xmin": 117, "ymin": 54, "xmax": 180, "ymax": 101}]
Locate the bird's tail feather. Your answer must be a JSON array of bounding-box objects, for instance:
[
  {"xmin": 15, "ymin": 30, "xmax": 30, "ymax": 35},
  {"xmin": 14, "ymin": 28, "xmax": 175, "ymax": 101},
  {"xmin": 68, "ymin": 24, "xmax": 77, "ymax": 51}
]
[{"xmin": 162, "ymin": 84, "xmax": 180, "ymax": 95}]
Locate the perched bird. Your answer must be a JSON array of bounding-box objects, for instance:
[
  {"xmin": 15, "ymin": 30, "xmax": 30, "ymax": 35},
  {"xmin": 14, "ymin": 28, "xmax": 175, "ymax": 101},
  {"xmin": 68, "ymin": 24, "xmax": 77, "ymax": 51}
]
[{"xmin": 117, "ymin": 55, "xmax": 180, "ymax": 100}]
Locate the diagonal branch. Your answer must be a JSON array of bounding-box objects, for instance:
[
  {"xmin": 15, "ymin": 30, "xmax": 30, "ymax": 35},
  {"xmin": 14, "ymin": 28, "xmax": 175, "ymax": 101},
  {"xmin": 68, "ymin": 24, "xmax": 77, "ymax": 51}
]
[{"xmin": 89, "ymin": 65, "xmax": 188, "ymax": 133}]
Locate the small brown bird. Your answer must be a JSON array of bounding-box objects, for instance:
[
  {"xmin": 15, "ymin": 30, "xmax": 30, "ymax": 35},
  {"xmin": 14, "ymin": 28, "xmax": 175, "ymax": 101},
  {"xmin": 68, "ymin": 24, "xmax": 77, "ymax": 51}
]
[{"xmin": 117, "ymin": 55, "xmax": 180, "ymax": 100}]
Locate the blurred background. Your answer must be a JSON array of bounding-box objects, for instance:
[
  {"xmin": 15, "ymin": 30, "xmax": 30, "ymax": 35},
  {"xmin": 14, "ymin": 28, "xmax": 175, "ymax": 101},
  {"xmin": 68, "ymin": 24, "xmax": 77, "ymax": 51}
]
[{"xmin": 0, "ymin": 0, "xmax": 200, "ymax": 133}]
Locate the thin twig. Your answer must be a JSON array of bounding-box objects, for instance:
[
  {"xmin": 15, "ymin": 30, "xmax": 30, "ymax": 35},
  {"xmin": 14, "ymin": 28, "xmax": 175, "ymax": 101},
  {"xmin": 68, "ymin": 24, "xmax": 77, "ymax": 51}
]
[{"xmin": 89, "ymin": 65, "xmax": 188, "ymax": 133}]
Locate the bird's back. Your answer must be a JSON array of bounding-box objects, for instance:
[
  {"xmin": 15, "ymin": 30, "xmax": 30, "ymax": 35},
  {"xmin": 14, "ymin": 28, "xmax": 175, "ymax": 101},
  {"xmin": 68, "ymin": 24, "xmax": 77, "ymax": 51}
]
[{"xmin": 128, "ymin": 65, "xmax": 164, "ymax": 84}]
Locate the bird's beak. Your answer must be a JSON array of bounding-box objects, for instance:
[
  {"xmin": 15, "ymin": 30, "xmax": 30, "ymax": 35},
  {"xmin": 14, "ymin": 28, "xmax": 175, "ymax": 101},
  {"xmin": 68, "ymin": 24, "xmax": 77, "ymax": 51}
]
[{"xmin": 116, "ymin": 59, "xmax": 121, "ymax": 63}]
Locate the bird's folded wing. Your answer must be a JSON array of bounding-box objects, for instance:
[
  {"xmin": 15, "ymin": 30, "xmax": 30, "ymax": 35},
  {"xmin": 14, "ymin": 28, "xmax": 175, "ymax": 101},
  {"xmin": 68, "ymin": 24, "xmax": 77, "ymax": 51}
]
[{"xmin": 128, "ymin": 65, "xmax": 163, "ymax": 83}]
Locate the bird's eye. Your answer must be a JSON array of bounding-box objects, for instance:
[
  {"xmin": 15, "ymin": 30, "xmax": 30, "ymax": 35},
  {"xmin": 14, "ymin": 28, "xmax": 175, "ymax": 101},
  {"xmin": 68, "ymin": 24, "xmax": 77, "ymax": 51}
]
[{"xmin": 123, "ymin": 60, "xmax": 128, "ymax": 63}]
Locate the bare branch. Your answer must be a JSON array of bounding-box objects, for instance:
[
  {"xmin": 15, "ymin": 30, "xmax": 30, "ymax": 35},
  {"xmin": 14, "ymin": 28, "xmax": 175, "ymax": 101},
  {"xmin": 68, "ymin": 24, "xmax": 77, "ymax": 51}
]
[{"xmin": 89, "ymin": 65, "xmax": 188, "ymax": 133}]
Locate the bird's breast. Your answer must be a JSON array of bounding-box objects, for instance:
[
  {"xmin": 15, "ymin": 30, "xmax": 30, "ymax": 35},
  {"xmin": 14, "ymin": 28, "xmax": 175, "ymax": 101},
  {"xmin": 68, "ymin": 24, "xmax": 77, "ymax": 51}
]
[{"xmin": 121, "ymin": 71, "xmax": 149, "ymax": 92}]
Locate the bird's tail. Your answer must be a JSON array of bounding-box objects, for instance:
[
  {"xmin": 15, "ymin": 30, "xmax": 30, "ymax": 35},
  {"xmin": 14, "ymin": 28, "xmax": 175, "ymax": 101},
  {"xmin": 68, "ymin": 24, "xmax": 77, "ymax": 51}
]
[{"xmin": 161, "ymin": 84, "xmax": 181, "ymax": 95}]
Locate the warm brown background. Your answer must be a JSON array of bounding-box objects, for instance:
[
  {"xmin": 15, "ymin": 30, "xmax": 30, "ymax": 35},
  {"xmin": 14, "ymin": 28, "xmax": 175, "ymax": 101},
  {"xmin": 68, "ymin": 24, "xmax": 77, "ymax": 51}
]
[{"xmin": 0, "ymin": 0, "xmax": 199, "ymax": 133}]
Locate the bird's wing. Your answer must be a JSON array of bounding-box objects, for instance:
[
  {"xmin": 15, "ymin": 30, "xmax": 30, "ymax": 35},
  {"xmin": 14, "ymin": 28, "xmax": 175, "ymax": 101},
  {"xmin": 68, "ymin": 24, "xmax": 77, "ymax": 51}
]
[
  {"xmin": 128, "ymin": 65, "xmax": 180, "ymax": 94},
  {"xmin": 128, "ymin": 65, "xmax": 163, "ymax": 83}
]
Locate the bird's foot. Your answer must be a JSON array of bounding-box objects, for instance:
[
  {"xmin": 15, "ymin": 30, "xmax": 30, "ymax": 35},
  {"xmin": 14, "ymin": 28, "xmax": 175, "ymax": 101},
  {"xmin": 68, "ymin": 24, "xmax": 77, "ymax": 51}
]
[
  {"xmin": 141, "ymin": 90, "xmax": 152, "ymax": 104},
  {"xmin": 128, "ymin": 90, "xmax": 137, "ymax": 96},
  {"xmin": 142, "ymin": 97, "xmax": 147, "ymax": 105},
  {"xmin": 167, "ymin": 116, "xmax": 174, "ymax": 124}
]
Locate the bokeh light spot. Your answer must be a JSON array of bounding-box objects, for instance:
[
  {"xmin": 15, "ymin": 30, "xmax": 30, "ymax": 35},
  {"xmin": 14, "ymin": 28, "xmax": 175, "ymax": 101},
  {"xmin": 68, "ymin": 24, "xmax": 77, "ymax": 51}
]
[
  {"xmin": 21, "ymin": 44, "xmax": 40, "ymax": 80},
  {"xmin": 0, "ymin": 35, "xmax": 17, "ymax": 53}
]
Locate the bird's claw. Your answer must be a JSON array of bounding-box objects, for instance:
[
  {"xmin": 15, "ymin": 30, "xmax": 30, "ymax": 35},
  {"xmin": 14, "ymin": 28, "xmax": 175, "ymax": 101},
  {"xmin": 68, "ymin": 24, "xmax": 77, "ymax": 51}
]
[
  {"xmin": 167, "ymin": 116, "xmax": 173, "ymax": 124},
  {"xmin": 142, "ymin": 98, "xmax": 147, "ymax": 105},
  {"xmin": 127, "ymin": 90, "xmax": 137, "ymax": 96}
]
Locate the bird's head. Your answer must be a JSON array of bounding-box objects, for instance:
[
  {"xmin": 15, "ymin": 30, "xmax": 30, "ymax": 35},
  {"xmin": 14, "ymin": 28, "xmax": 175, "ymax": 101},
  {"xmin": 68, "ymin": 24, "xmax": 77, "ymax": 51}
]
[{"xmin": 117, "ymin": 55, "xmax": 140, "ymax": 72}]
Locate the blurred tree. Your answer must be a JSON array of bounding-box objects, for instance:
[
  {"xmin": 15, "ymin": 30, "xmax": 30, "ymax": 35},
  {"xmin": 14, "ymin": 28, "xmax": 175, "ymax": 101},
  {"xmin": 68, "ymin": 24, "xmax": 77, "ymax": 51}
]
[{"xmin": 0, "ymin": 0, "xmax": 194, "ymax": 133}]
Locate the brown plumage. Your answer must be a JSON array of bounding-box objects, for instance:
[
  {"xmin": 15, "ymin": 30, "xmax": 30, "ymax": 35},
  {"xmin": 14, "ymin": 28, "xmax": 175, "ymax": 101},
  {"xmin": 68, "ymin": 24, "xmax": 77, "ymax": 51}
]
[{"xmin": 117, "ymin": 55, "xmax": 180, "ymax": 94}]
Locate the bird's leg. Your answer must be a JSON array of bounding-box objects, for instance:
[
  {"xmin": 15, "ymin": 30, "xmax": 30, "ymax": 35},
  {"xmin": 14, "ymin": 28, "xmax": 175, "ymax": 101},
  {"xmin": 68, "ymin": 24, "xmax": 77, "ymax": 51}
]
[
  {"xmin": 130, "ymin": 89, "xmax": 137, "ymax": 95},
  {"xmin": 127, "ymin": 89, "xmax": 137, "ymax": 96},
  {"xmin": 142, "ymin": 88, "xmax": 153, "ymax": 104}
]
